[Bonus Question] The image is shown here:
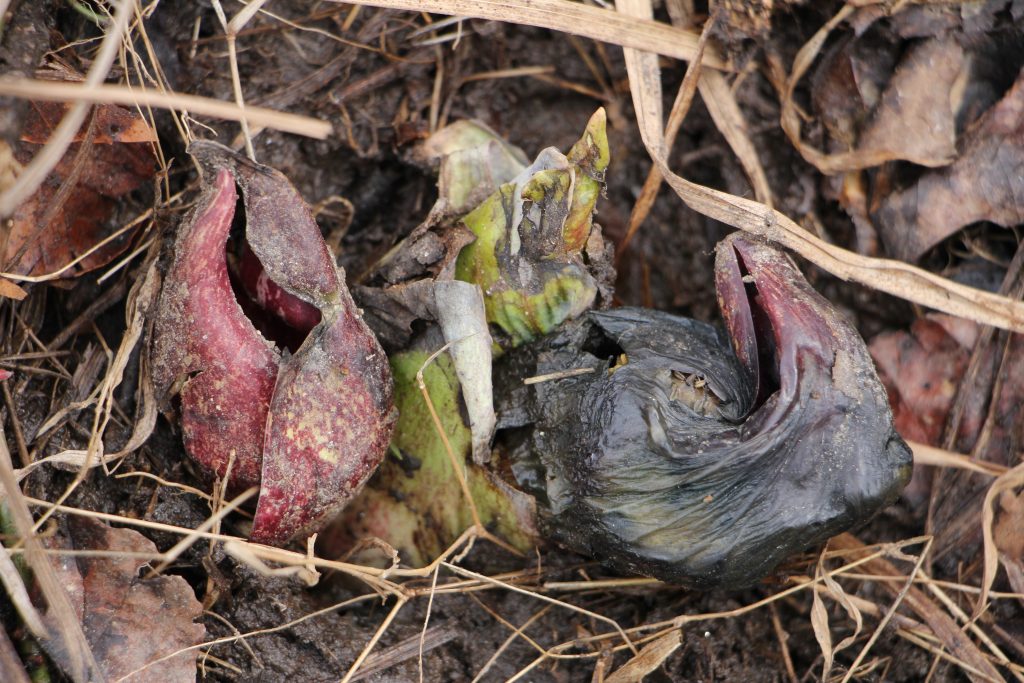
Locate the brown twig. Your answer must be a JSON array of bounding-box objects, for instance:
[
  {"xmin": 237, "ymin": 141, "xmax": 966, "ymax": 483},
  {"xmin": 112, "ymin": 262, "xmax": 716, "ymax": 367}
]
[{"xmin": 1, "ymin": 380, "xmax": 30, "ymax": 467}]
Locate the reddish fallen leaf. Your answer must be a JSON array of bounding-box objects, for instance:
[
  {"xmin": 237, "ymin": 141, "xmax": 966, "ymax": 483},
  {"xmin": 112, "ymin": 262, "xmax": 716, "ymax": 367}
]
[
  {"xmin": 870, "ymin": 311, "xmax": 1024, "ymax": 565},
  {"xmin": 868, "ymin": 314, "xmax": 978, "ymax": 446},
  {"xmin": 152, "ymin": 142, "xmax": 396, "ymax": 546},
  {"xmin": 2, "ymin": 101, "xmax": 156, "ymax": 278},
  {"xmin": 872, "ymin": 313, "xmax": 1024, "ymax": 457},
  {"xmin": 19, "ymin": 101, "xmax": 157, "ymax": 145},
  {"xmin": 869, "ymin": 315, "xmax": 985, "ymax": 505},
  {"xmin": 47, "ymin": 516, "xmax": 204, "ymax": 683}
]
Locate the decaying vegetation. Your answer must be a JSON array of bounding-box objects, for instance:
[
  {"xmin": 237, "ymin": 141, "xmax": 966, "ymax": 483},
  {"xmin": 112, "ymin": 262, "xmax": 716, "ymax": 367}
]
[{"xmin": 1, "ymin": 1, "xmax": 1022, "ymax": 681}]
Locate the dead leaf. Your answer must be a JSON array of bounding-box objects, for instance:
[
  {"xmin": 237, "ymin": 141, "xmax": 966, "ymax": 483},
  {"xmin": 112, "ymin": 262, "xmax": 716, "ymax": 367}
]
[
  {"xmin": 781, "ymin": 8, "xmax": 988, "ymax": 176},
  {"xmin": 994, "ymin": 490, "xmax": 1024, "ymax": 562},
  {"xmin": 809, "ymin": 564, "xmax": 834, "ymax": 681},
  {"xmin": 873, "ymin": 67, "xmax": 1024, "ymax": 260},
  {"xmin": 810, "ymin": 30, "xmax": 900, "ymax": 149},
  {"xmin": 869, "ymin": 313, "xmax": 1024, "ymax": 516},
  {"xmin": 870, "ymin": 273, "xmax": 1024, "ymax": 596},
  {"xmin": 869, "ymin": 315, "xmax": 977, "ymax": 446},
  {"xmin": 809, "ymin": 547, "xmax": 864, "ymax": 682},
  {"xmin": 48, "ymin": 516, "xmax": 205, "ymax": 683},
  {"xmin": 779, "ymin": 3, "xmax": 894, "ymax": 175},
  {"xmin": 1, "ymin": 101, "xmax": 156, "ymax": 278},
  {"xmin": 0, "ymin": 276, "xmax": 27, "ymax": 300},
  {"xmin": 605, "ymin": 630, "xmax": 681, "ymax": 683},
  {"xmin": 364, "ymin": 214, "xmax": 475, "ymax": 290},
  {"xmin": 353, "ymin": 222, "xmax": 476, "ymax": 350},
  {"xmin": 857, "ymin": 37, "xmax": 964, "ymax": 167},
  {"xmin": 20, "ymin": 101, "xmax": 158, "ymax": 145},
  {"xmin": 980, "ymin": 463, "xmax": 1024, "ymax": 619}
]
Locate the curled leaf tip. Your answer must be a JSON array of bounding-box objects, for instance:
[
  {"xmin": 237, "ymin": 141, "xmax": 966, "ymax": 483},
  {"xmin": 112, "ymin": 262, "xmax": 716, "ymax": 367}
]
[
  {"xmin": 567, "ymin": 106, "xmax": 610, "ymax": 179},
  {"xmin": 454, "ymin": 110, "xmax": 610, "ymax": 347}
]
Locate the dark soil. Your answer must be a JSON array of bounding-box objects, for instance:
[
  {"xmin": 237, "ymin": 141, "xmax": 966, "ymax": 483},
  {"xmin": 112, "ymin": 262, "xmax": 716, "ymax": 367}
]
[{"xmin": 4, "ymin": 1, "xmax": 1023, "ymax": 681}]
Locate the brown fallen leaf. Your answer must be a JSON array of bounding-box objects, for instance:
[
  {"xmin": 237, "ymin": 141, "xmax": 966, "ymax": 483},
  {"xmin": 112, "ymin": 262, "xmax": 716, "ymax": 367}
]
[
  {"xmin": 616, "ymin": 0, "xmax": 1024, "ymax": 334},
  {"xmin": 812, "ymin": 34, "xmax": 963, "ymax": 169},
  {"xmin": 47, "ymin": 516, "xmax": 205, "ymax": 683},
  {"xmin": 0, "ymin": 276, "xmax": 27, "ymax": 300},
  {"xmin": 780, "ymin": 2, "xmax": 1010, "ymax": 183},
  {"xmin": 1, "ymin": 100, "xmax": 156, "ymax": 278},
  {"xmin": 856, "ymin": 37, "xmax": 964, "ymax": 167},
  {"xmin": 605, "ymin": 630, "xmax": 682, "ymax": 683},
  {"xmin": 873, "ymin": 67, "xmax": 1024, "ymax": 261},
  {"xmin": 980, "ymin": 463, "xmax": 1024, "ymax": 620},
  {"xmin": 810, "ymin": 28, "xmax": 900, "ymax": 150},
  {"xmin": 19, "ymin": 101, "xmax": 157, "ymax": 145}
]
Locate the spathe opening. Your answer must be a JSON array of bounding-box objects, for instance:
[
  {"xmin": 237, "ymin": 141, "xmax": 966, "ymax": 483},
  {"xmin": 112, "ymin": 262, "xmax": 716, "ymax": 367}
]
[
  {"xmin": 732, "ymin": 246, "xmax": 781, "ymax": 412},
  {"xmin": 225, "ymin": 187, "xmax": 321, "ymax": 353}
]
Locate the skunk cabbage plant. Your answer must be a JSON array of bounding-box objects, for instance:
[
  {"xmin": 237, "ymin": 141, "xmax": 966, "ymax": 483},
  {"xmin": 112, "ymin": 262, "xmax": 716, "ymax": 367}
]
[
  {"xmin": 508, "ymin": 233, "xmax": 912, "ymax": 588},
  {"xmin": 151, "ymin": 142, "xmax": 396, "ymax": 546}
]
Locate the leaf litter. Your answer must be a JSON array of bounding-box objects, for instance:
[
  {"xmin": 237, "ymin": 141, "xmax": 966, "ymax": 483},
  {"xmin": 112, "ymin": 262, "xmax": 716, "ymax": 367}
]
[
  {"xmin": 1, "ymin": 1, "xmax": 1024, "ymax": 682},
  {"xmin": 45, "ymin": 516, "xmax": 205, "ymax": 683},
  {"xmin": 2, "ymin": 96, "xmax": 157, "ymax": 281}
]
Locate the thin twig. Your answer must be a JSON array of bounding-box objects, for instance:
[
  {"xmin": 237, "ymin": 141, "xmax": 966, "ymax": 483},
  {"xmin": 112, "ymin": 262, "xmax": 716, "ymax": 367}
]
[{"xmin": 0, "ymin": 78, "xmax": 332, "ymax": 140}]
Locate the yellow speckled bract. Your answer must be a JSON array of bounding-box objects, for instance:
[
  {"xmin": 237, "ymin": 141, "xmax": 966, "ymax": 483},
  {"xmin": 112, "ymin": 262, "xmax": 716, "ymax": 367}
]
[{"xmin": 152, "ymin": 142, "xmax": 396, "ymax": 547}]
